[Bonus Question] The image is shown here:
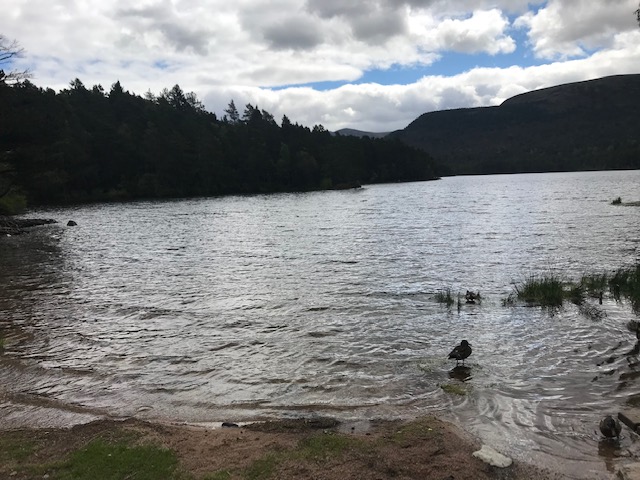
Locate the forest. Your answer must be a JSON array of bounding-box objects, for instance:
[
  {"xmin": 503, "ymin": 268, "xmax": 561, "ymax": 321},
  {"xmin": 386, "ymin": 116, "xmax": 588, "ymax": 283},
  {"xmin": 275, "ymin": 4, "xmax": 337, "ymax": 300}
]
[{"xmin": 0, "ymin": 79, "xmax": 439, "ymax": 213}]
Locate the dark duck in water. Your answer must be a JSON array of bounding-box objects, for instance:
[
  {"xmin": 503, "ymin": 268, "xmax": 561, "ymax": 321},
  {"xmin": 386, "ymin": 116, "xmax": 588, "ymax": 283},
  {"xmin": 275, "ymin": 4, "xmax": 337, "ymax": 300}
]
[
  {"xmin": 448, "ymin": 340, "xmax": 472, "ymax": 366},
  {"xmin": 599, "ymin": 415, "xmax": 622, "ymax": 438}
]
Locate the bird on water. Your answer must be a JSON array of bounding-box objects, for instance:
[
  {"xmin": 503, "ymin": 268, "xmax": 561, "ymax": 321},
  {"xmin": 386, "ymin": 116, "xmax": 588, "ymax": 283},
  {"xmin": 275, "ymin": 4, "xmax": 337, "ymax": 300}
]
[
  {"xmin": 599, "ymin": 415, "xmax": 622, "ymax": 438},
  {"xmin": 448, "ymin": 340, "xmax": 472, "ymax": 366}
]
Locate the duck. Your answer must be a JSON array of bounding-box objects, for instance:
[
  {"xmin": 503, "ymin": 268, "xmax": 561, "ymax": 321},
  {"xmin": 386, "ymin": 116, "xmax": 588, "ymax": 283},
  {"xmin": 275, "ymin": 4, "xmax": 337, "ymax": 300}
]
[
  {"xmin": 599, "ymin": 415, "xmax": 622, "ymax": 438},
  {"xmin": 448, "ymin": 340, "xmax": 472, "ymax": 366}
]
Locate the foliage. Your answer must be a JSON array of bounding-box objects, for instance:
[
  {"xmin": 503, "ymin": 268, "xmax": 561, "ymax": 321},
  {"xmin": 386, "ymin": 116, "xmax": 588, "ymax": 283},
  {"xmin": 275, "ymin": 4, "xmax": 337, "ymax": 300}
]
[
  {"xmin": 0, "ymin": 189, "xmax": 27, "ymax": 214},
  {"xmin": 0, "ymin": 79, "xmax": 439, "ymax": 208}
]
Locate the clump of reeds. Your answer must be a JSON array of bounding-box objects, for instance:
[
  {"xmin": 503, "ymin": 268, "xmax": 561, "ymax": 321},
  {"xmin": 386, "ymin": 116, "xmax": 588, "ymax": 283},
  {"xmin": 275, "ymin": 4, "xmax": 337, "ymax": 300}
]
[
  {"xmin": 512, "ymin": 274, "xmax": 565, "ymax": 307},
  {"xmin": 610, "ymin": 264, "xmax": 640, "ymax": 313},
  {"xmin": 612, "ymin": 197, "xmax": 622, "ymax": 205},
  {"xmin": 435, "ymin": 288, "xmax": 454, "ymax": 306}
]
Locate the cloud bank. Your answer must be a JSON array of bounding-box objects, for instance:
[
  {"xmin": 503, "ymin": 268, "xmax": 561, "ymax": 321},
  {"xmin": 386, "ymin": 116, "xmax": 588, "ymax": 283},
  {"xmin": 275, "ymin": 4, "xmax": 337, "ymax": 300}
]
[{"xmin": 2, "ymin": 0, "xmax": 639, "ymax": 131}]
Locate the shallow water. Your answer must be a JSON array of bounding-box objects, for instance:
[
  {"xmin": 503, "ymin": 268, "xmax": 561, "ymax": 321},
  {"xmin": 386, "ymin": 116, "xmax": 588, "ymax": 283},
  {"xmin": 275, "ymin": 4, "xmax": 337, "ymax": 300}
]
[{"xmin": 1, "ymin": 170, "xmax": 640, "ymax": 478}]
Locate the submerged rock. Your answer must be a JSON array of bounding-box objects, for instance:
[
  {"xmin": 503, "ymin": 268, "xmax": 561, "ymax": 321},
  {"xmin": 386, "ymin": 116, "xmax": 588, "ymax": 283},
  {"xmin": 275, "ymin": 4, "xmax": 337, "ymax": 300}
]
[{"xmin": 472, "ymin": 445, "xmax": 512, "ymax": 468}]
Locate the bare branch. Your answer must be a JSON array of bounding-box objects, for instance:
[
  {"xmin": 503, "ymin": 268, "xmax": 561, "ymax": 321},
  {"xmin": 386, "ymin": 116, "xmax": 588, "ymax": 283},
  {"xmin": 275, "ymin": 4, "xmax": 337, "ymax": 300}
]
[{"xmin": 0, "ymin": 34, "xmax": 31, "ymax": 84}]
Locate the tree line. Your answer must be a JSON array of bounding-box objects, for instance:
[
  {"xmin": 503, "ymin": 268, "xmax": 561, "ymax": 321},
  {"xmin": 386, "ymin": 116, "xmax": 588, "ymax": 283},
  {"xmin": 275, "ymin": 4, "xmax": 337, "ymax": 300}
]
[{"xmin": 0, "ymin": 79, "xmax": 439, "ymax": 213}]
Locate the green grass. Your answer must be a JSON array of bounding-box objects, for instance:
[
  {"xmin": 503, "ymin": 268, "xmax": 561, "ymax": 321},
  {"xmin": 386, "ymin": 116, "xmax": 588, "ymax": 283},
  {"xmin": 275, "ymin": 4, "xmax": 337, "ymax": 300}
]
[
  {"xmin": 51, "ymin": 439, "xmax": 179, "ymax": 480},
  {"xmin": 580, "ymin": 264, "xmax": 640, "ymax": 313},
  {"xmin": 389, "ymin": 417, "xmax": 440, "ymax": 448},
  {"xmin": 244, "ymin": 453, "xmax": 279, "ymax": 480},
  {"xmin": 512, "ymin": 274, "xmax": 565, "ymax": 307},
  {"xmin": 610, "ymin": 264, "xmax": 640, "ymax": 312},
  {"xmin": 295, "ymin": 434, "xmax": 358, "ymax": 461},
  {"xmin": 242, "ymin": 432, "xmax": 363, "ymax": 479},
  {"xmin": 435, "ymin": 288, "xmax": 454, "ymax": 306},
  {"xmin": 0, "ymin": 437, "xmax": 37, "ymax": 464}
]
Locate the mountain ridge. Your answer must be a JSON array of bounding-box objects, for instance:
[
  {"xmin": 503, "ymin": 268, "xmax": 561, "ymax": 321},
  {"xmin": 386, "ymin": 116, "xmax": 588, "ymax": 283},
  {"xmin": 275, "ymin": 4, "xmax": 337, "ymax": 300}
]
[{"xmin": 388, "ymin": 74, "xmax": 640, "ymax": 175}]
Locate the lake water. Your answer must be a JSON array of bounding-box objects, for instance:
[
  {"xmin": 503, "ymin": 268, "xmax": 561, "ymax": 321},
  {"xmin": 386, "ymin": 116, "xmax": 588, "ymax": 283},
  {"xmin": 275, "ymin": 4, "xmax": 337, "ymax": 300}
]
[{"xmin": 1, "ymin": 170, "xmax": 640, "ymax": 478}]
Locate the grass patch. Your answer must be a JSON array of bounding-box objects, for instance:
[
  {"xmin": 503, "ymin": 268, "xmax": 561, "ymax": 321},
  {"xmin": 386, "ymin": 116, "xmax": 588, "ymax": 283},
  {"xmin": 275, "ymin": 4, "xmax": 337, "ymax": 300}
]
[
  {"xmin": 581, "ymin": 264, "xmax": 640, "ymax": 313},
  {"xmin": 0, "ymin": 437, "xmax": 37, "ymax": 465},
  {"xmin": 389, "ymin": 417, "xmax": 440, "ymax": 448},
  {"xmin": 610, "ymin": 264, "xmax": 640, "ymax": 312},
  {"xmin": 296, "ymin": 433, "xmax": 360, "ymax": 461},
  {"xmin": 512, "ymin": 274, "xmax": 565, "ymax": 307},
  {"xmin": 244, "ymin": 453, "xmax": 279, "ymax": 480},
  {"xmin": 435, "ymin": 288, "xmax": 455, "ymax": 306},
  {"xmin": 50, "ymin": 439, "xmax": 179, "ymax": 480},
  {"xmin": 243, "ymin": 431, "xmax": 364, "ymax": 479}
]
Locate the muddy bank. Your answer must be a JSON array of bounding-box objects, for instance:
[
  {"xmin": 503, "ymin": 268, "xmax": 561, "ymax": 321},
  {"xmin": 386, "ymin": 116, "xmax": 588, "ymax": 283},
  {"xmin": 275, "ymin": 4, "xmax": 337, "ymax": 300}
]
[
  {"xmin": 0, "ymin": 216, "xmax": 57, "ymax": 235},
  {"xmin": 0, "ymin": 415, "xmax": 563, "ymax": 480}
]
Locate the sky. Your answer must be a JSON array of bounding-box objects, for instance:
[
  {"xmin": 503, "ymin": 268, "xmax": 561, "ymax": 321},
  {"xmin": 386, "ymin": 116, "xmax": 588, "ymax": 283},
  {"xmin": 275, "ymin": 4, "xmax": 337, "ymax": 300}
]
[{"xmin": 2, "ymin": 0, "xmax": 640, "ymax": 132}]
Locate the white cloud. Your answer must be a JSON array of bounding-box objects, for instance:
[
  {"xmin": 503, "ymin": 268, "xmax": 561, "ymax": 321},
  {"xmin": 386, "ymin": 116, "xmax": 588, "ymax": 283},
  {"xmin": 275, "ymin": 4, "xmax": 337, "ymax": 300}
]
[
  {"xmin": 515, "ymin": 0, "xmax": 640, "ymax": 59},
  {"xmin": 411, "ymin": 9, "xmax": 516, "ymax": 54},
  {"xmin": 1, "ymin": 0, "xmax": 639, "ymax": 132}
]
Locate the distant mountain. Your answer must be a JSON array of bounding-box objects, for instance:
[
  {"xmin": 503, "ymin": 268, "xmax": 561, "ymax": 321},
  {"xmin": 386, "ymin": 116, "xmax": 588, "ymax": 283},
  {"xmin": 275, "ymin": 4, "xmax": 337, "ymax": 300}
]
[
  {"xmin": 335, "ymin": 128, "xmax": 389, "ymax": 139},
  {"xmin": 390, "ymin": 74, "xmax": 640, "ymax": 175}
]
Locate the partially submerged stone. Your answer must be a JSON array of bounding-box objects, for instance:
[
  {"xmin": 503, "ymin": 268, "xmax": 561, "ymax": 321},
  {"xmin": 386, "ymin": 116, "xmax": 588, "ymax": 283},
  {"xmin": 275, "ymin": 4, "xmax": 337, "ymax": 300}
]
[{"xmin": 472, "ymin": 445, "xmax": 513, "ymax": 468}]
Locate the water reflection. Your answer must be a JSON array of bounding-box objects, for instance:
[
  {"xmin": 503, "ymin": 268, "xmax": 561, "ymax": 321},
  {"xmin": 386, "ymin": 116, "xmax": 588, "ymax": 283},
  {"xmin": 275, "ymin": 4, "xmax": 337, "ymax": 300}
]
[{"xmin": 448, "ymin": 366, "xmax": 472, "ymax": 382}]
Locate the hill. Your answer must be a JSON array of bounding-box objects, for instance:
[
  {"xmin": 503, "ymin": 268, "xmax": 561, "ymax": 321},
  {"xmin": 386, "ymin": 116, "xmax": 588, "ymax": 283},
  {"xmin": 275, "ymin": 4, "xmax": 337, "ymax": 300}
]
[
  {"xmin": 334, "ymin": 128, "xmax": 389, "ymax": 139},
  {"xmin": 390, "ymin": 74, "xmax": 640, "ymax": 175}
]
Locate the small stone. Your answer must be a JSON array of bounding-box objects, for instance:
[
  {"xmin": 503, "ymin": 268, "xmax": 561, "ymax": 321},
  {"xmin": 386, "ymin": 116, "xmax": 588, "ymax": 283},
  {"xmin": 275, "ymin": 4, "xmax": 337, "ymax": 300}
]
[
  {"xmin": 472, "ymin": 445, "xmax": 513, "ymax": 468},
  {"xmin": 67, "ymin": 220, "xmax": 77, "ymax": 226}
]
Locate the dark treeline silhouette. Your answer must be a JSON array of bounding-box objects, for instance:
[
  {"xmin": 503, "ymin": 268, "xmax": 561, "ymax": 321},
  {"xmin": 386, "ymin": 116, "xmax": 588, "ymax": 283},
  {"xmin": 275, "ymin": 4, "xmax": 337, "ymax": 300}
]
[{"xmin": 0, "ymin": 79, "xmax": 438, "ymax": 210}]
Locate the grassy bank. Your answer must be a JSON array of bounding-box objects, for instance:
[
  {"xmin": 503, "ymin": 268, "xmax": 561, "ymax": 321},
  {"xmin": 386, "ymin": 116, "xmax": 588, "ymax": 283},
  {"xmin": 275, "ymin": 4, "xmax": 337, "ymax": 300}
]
[{"xmin": 0, "ymin": 417, "xmax": 547, "ymax": 480}]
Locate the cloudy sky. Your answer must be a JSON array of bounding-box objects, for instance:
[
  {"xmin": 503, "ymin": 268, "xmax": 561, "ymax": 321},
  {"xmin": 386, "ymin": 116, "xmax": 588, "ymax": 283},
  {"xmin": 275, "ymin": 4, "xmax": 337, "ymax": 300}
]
[{"xmin": 3, "ymin": 0, "xmax": 640, "ymax": 132}]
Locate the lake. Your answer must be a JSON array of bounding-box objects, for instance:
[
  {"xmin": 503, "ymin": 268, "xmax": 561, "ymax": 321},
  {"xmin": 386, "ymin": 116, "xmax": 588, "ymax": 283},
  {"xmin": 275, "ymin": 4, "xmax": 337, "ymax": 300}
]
[{"xmin": 1, "ymin": 170, "xmax": 639, "ymax": 478}]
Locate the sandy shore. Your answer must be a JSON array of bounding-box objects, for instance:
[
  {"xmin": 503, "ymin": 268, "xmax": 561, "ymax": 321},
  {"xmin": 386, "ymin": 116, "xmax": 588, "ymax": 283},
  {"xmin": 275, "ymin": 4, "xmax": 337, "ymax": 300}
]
[{"xmin": 0, "ymin": 415, "xmax": 565, "ymax": 479}]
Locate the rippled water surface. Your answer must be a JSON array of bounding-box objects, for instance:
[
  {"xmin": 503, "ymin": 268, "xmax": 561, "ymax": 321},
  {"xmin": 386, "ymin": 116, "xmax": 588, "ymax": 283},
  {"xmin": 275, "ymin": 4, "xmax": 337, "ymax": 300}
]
[{"xmin": 2, "ymin": 171, "xmax": 640, "ymax": 478}]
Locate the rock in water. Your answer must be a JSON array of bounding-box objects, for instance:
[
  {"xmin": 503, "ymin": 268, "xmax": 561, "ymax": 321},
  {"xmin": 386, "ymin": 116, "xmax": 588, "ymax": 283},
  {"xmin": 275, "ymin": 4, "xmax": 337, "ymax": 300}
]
[
  {"xmin": 599, "ymin": 415, "xmax": 621, "ymax": 438},
  {"xmin": 472, "ymin": 445, "xmax": 513, "ymax": 468}
]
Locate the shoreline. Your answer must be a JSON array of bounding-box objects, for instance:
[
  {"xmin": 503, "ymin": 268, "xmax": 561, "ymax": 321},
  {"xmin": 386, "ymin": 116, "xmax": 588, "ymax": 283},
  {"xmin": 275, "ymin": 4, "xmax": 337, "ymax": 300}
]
[
  {"xmin": 0, "ymin": 414, "xmax": 564, "ymax": 480},
  {"xmin": 0, "ymin": 216, "xmax": 57, "ymax": 235}
]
